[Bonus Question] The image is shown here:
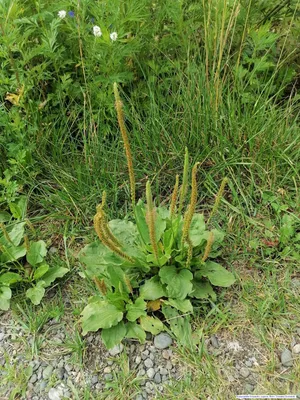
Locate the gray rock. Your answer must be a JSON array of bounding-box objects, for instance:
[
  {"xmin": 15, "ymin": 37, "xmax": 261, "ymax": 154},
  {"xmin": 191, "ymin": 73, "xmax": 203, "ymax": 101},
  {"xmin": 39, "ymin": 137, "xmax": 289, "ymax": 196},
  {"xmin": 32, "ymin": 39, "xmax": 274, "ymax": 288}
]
[
  {"xmin": 43, "ymin": 365, "xmax": 54, "ymax": 380},
  {"xmin": 109, "ymin": 344, "xmax": 124, "ymax": 356},
  {"xmin": 136, "ymin": 395, "xmax": 144, "ymax": 400},
  {"xmin": 91, "ymin": 375, "xmax": 98, "ymax": 384},
  {"xmin": 210, "ymin": 335, "xmax": 219, "ymax": 348},
  {"xmin": 245, "ymin": 360, "xmax": 252, "ymax": 367},
  {"xmin": 104, "ymin": 373, "xmax": 113, "ymax": 381},
  {"xmin": 144, "ymin": 358, "xmax": 153, "ymax": 369},
  {"xmin": 0, "ymin": 333, "xmax": 4, "ymax": 341},
  {"xmin": 135, "ymin": 355, "xmax": 142, "ymax": 364},
  {"xmin": 39, "ymin": 380, "xmax": 47, "ymax": 391},
  {"xmin": 103, "ymin": 367, "xmax": 111, "ymax": 374},
  {"xmin": 137, "ymin": 368, "xmax": 146, "ymax": 377},
  {"xmin": 239, "ymin": 367, "xmax": 250, "ymax": 378},
  {"xmin": 165, "ymin": 361, "xmax": 173, "ymax": 370},
  {"xmin": 30, "ymin": 373, "xmax": 38, "ymax": 384},
  {"xmin": 159, "ymin": 367, "xmax": 168, "ymax": 375},
  {"xmin": 245, "ymin": 383, "xmax": 255, "ymax": 393},
  {"xmin": 154, "ymin": 333, "xmax": 172, "ymax": 350},
  {"xmin": 281, "ymin": 348, "xmax": 293, "ymax": 367},
  {"xmin": 141, "ymin": 350, "xmax": 149, "ymax": 360},
  {"xmin": 48, "ymin": 388, "xmax": 62, "ymax": 400},
  {"xmin": 154, "ymin": 372, "xmax": 161, "ymax": 384},
  {"xmin": 162, "ymin": 350, "xmax": 170, "ymax": 360},
  {"xmin": 147, "ymin": 368, "xmax": 155, "ymax": 379},
  {"xmin": 292, "ymin": 344, "xmax": 300, "ymax": 354},
  {"xmin": 56, "ymin": 367, "xmax": 65, "ymax": 380},
  {"xmin": 49, "ymin": 246, "xmax": 58, "ymax": 254}
]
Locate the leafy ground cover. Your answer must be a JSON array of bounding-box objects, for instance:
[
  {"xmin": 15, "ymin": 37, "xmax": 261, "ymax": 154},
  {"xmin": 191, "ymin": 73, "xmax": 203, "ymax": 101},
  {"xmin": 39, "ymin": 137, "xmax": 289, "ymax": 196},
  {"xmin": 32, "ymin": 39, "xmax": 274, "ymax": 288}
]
[{"xmin": 0, "ymin": 0, "xmax": 300, "ymax": 399}]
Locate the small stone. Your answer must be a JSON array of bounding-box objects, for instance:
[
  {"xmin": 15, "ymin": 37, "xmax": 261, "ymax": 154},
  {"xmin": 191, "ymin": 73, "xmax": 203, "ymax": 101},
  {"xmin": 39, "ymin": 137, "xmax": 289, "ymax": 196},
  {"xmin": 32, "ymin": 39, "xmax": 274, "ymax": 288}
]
[
  {"xmin": 154, "ymin": 372, "xmax": 161, "ymax": 384},
  {"xmin": 165, "ymin": 361, "xmax": 173, "ymax": 370},
  {"xmin": 135, "ymin": 356, "xmax": 142, "ymax": 364},
  {"xmin": 144, "ymin": 358, "xmax": 153, "ymax": 369},
  {"xmin": 0, "ymin": 333, "xmax": 4, "ymax": 341},
  {"xmin": 103, "ymin": 367, "xmax": 111, "ymax": 374},
  {"xmin": 154, "ymin": 333, "xmax": 172, "ymax": 350},
  {"xmin": 281, "ymin": 348, "xmax": 293, "ymax": 367},
  {"xmin": 292, "ymin": 344, "xmax": 300, "ymax": 354},
  {"xmin": 149, "ymin": 353, "xmax": 155, "ymax": 361},
  {"xmin": 159, "ymin": 367, "xmax": 168, "ymax": 375},
  {"xmin": 130, "ymin": 344, "xmax": 135, "ymax": 353},
  {"xmin": 104, "ymin": 373, "xmax": 113, "ymax": 381},
  {"xmin": 141, "ymin": 350, "xmax": 149, "ymax": 360},
  {"xmin": 43, "ymin": 365, "xmax": 54, "ymax": 380},
  {"xmin": 147, "ymin": 368, "xmax": 155, "ymax": 379},
  {"xmin": 245, "ymin": 360, "xmax": 252, "ymax": 368},
  {"xmin": 107, "ymin": 360, "xmax": 114, "ymax": 366},
  {"xmin": 245, "ymin": 383, "xmax": 255, "ymax": 392},
  {"xmin": 48, "ymin": 388, "xmax": 61, "ymax": 400},
  {"xmin": 30, "ymin": 374, "xmax": 38, "ymax": 384},
  {"xmin": 239, "ymin": 367, "xmax": 250, "ymax": 378},
  {"xmin": 136, "ymin": 395, "xmax": 144, "ymax": 400},
  {"xmin": 109, "ymin": 344, "xmax": 124, "ymax": 356},
  {"xmin": 210, "ymin": 335, "xmax": 219, "ymax": 348},
  {"xmin": 56, "ymin": 367, "xmax": 65, "ymax": 380},
  {"xmin": 49, "ymin": 246, "xmax": 58, "ymax": 254},
  {"xmin": 162, "ymin": 350, "xmax": 170, "ymax": 360},
  {"xmin": 137, "ymin": 368, "xmax": 146, "ymax": 377},
  {"xmin": 91, "ymin": 375, "xmax": 98, "ymax": 384},
  {"xmin": 39, "ymin": 380, "xmax": 47, "ymax": 391}
]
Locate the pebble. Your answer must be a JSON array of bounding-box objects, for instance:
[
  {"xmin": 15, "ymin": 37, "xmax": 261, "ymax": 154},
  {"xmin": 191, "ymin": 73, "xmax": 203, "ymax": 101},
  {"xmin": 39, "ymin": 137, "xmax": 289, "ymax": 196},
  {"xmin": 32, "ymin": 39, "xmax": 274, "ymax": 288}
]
[
  {"xmin": 281, "ymin": 348, "xmax": 293, "ymax": 367},
  {"xmin": 245, "ymin": 360, "xmax": 252, "ymax": 367},
  {"xmin": 39, "ymin": 380, "xmax": 47, "ymax": 391},
  {"xmin": 43, "ymin": 365, "xmax": 54, "ymax": 380},
  {"xmin": 245, "ymin": 383, "xmax": 255, "ymax": 393},
  {"xmin": 162, "ymin": 350, "xmax": 170, "ymax": 360},
  {"xmin": 147, "ymin": 368, "xmax": 155, "ymax": 379},
  {"xmin": 154, "ymin": 372, "xmax": 161, "ymax": 384},
  {"xmin": 292, "ymin": 344, "xmax": 300, "ymax": 354},
  {"xmin": 135, "ymin": 355, "xmax": 142, "ymax": 364},
  {"xmin": 136, "ymin": 395, "xmax": 144, "ymax": 400},
  {"xmin": 48, "ymin": 388, "xmax": 62, "ymax": 400},
  {"xmin": 91, "ymin": 375, "xmax": 98, "ymax": 384},
  {"xmin": 137, "ymin": 368, "xmax": 146, "ymax": 377},
  {"xmin": 154, "ymin": 333, "xmax": 172, "ymax": 349},
  {"xmin": 144, "ymin": 358, "xmax": 153, "ymax": 368},
  {"xmin": 109, "ymin": 344, "xmax": 124, "ymax": 356},
  {"xmin": 210, "ymin": 335, "xmax": 220, "ymax": 348},
  {"xmin": 30, "ymin": 373, "xmax": 38, "ymax": 384},
  {"xmin": 239, "ymin": 367, "xmax": 250, "ymax": 378},
  {"xmin": 56, "ymin": 367, "xmax": 65, "ymax": 380},
  {"xmin": 159, "ymin": 367, "xmax": 168, "ymax": 375},
  {"xmin": 0, "ymin": 333, "xmax": 4, "ymax": 341},
  {"xmin": 104, "ymin": 373, "xmax": 113, "ymax": 381}
]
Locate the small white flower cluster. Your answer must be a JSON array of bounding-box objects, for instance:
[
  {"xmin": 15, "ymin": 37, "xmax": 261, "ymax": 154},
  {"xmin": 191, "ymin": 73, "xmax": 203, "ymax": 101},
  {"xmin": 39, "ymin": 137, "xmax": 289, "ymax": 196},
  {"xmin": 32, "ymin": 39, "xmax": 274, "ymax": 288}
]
[
  {"xmin": 93, "ymin": 25, "xmax": 118, "ymax": 41},
  {"xmin": 58, "ymin": 10, "xmax": 67, "ymax": 19}
]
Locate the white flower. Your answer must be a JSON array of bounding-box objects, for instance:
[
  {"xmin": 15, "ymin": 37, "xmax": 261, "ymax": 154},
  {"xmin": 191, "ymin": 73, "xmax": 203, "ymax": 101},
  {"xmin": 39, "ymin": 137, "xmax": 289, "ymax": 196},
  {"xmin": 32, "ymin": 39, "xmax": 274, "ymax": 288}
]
[
  {"xmin": 110, "ymin": 32, "xmax": 118, "ymax": 41},
  {"xmin": 93, "ymin": 25, "xmax": 102, "ymax": 37},
  {"xmin": 58, "ymin": 10, "xmax": 67, "ymax": 19}
]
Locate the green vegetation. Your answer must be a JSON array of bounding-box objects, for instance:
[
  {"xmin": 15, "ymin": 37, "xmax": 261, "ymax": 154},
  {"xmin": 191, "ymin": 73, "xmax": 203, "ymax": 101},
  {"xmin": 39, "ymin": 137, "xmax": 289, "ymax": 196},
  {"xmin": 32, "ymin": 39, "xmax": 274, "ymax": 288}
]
[{"xmin": 0, "ymin": 0, "xmax": 300, "ymax": 397}]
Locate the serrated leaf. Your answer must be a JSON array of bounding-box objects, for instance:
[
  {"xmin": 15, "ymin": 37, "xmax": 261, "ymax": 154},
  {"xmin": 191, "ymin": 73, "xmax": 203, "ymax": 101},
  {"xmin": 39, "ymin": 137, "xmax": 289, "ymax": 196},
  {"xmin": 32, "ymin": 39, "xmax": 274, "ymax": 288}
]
[
  {"xmin": 159, "ymin": 266, "xmax": 193, "ymax": 299},
  {"xmin": 191, "ymin": 279, "xmax": 216, "ymax": 301},
  {"xmin": 126, "ymin": 297, "xmax": 147, "ymax": 322},
  {"xmin": 41, "ymin": 266, "xmax": 69, "ymax": 287},
  {"xmin": 81, "ymin": 300, "xmax": 123, "ymax": 335},
  {"xmin": 0, "ymin": 272, "xmax": 22, "ymax": 285},
  {"xmin": 197, "ymin": 262, "xmax": 235, "ymax": 287},
  {"xmin": 101, "ymin": 321, "xmax": 127, "ymax": 349},
  {"xmin": 165, "ymin": 298, "xmax": 193, "ymax": 313},
  {"xmin": 26, "ymin": 281, "xmax": 45, "ymax": 305},
  {"xmin": 125, "ymin": 322, "xmax": 146, "ymax": 343},
  {"xmin": 0, "ymin": 286, "xmax": 12, "ymax": 311},
  {"xmin": 140, "ymin": 316, "xmax": 164, "ymax": 335},
  {"xmin": 27, "ymin": 240, "xmax": 47, "ymax": 267},
  {"xmin": 33, "ymin": 264, "xmax": 49, "ymax": 280},
  {"xmin": 140, "ymin": 276, "xmax": 166, "ymax": 300}
]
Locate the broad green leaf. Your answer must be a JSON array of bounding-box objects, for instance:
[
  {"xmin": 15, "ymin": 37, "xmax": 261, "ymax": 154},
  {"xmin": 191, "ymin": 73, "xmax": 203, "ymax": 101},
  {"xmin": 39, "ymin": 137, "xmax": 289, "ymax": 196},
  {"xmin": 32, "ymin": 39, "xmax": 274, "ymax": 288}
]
[
  {"xmin": 0, "ymin": 244, "xmax": 26, "ymax": 263},
  {"xmin": 33, "ymin": 264, "xmax": 49, "ymax": 280},
  {"xmin": 156, "ymin": 206, "xmax": 169, "ymax": 220},
  {"xmin": 0, "ymin": 211, "xmax": 11, "ymax": 222},
  {"xmin": 140, "ymin": 316, "xmax": 164, "ymax": 335},
  {"xmin": 0, "ymin": 286, "xmax": 12, "ymax": 311},
  {"xmin": 189, "ymin": 214, "xmax": 206, "ymax": 246},
  {"xmin": 125, "ymin": 322, "xmax": 146, "ymax": 343},
  {"xmin": 162, "ymin": 229, "xmax": 174, "ymax": 255},
  {"xmin": 162, "ymin": 305, "xmax": 194, "ymax": 349},
  {"xmin": 191, "ymin": 279, "xmax": 216, "ymax": 301},
  {"xmin": 0, "ymin": 222, "xmax": 25, "ymax": 246},
  {"xmin": 81, "ymin": 300, "xmax": 123, "ymax": 335},
  {"xmin": 197, "ymin": 262, "xmax": 235, "ymax": 287},
  {"xmin": 108, "ymin": 219, "xmax": 144, "ymax": 259},
  {"xmin": 79, "ymin": 242, "xmax": 111, "ymax": 277},
  {"xmin": 0, "ymin": 272, "xmax": 22, "ymax": 285},
  {"xmin": 165, "ymin": 298, "xmax": 193, "ymax": 313},
  {"xmin": 26, "ymin": 281, "xmax": 45, "ymax": 305},
  {"xmin": 126, "ymin": 297, "xmax": 147, "ymax": 322},
  {"xmin": 27, "ymin": 240, "xmax": 47, "ymax": 267},
  {"xmin": 9, "ymin": 196, "xmax": 27, "ymax": 219},
  {"xmin": 106, "ymin": 266, "xmax": 132, "ymax": 293},
  {"xmin": 41, "ymin": 266, "xmax": 69, "ymax": 287},
  {"xmin": 140, "ymin": 276, "xmax": 166, "ymax": 300},
  {"xmin": 101, "ymin": 321, "xmax": 127, "ymax": 349},
  {"xmin": 133, "ymin": 201, "xmax": 166, "ymax": 245},
  {"xmin": 159, "ymin": 266, "xmax": 193, "ymax": 300},
  {"xmin": 146, "ymin": 253, "xmax": 169, "ymax": 266}
]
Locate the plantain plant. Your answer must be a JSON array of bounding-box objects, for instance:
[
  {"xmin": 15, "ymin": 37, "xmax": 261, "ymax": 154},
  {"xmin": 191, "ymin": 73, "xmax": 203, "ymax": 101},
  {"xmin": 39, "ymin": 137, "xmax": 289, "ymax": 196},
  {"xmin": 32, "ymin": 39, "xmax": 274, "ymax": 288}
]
[{"xmin": 79, "ymin": 83, "xmax": 235, "ymax": 349}]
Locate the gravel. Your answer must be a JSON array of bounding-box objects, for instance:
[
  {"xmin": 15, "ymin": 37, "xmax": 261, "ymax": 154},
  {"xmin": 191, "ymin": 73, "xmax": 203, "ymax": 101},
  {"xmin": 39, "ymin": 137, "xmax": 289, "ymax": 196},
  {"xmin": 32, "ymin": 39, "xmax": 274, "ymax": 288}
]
[{"xmin": 292, "ymin": 344, "xmax": 300, "ymax": 354}]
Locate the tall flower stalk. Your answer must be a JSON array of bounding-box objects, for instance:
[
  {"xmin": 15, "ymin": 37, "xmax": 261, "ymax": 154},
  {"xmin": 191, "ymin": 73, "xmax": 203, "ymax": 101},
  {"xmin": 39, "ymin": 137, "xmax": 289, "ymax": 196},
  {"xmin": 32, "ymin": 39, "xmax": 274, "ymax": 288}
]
[
  {"xmin": 146, "ymin": 181, "xmax": 159, "ymax": 263},
  {"xmin": 113, "ymin": 82, "xmax": 136, "ymax": 206}
]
